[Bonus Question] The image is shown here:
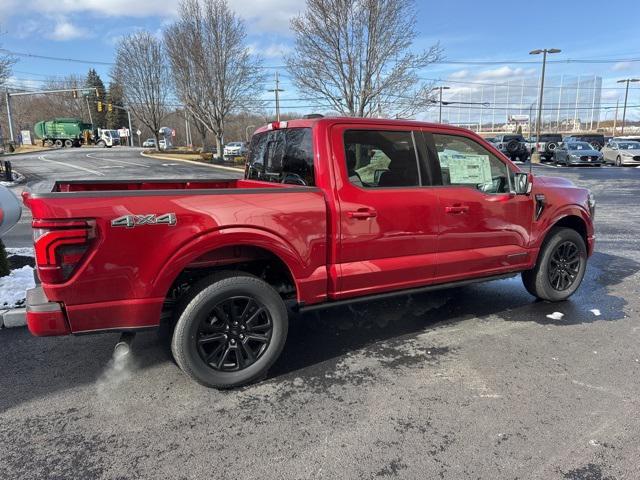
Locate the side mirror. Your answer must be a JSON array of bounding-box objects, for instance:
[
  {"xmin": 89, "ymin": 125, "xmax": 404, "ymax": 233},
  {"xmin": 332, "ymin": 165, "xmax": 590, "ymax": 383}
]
[{"xmin": 514, "ymin": 172, "xmax": 532, "ymax": 195}]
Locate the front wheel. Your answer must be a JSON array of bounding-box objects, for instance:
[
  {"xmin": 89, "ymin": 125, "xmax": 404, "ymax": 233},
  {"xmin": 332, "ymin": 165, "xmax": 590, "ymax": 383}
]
[
  {"xmin": 522, "ymin": 227, "xmax": 587, "ymax": 302},
  {"xmin": 616, "ymin": 156, "xmax": 622, "ymax": 167},
  {"xmin": 171, "ymin": 271, "xmax": 288, "ymax": 388}
]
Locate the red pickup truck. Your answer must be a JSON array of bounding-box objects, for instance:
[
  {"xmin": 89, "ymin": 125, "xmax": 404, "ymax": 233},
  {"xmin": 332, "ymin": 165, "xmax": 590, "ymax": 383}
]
[{"xmin": 23, "ymin": 117, "xmax": 595, "ymax": 388}]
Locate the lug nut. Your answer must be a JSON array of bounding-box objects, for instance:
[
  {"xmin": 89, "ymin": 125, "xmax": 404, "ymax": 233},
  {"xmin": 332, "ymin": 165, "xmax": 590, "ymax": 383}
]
[
  {"xmin": 230, "ymin": 339, "xmax": 236, "ymax": 345},
  {"xmin": 241, "ymin": 325, "xmax": 246, "ymax": 330},
  {"xmin": 239, "ymin": 334, "xmax": 244, "ymax": 339}
]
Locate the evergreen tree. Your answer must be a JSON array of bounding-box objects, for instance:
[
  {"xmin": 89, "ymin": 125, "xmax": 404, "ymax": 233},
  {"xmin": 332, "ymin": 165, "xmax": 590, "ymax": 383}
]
[
  {"xmin": 106, "ymin": 81, "xmax": 128, "ymax": 129},
  {"xmin": 85, "ymin": 68, "xmax": 107, "ymax": 128}
]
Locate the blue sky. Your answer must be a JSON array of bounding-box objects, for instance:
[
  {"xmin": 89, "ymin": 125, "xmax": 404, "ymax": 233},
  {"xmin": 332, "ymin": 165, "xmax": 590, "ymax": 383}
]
[{"xmin": 1, "ymin": 0, "xmax": 639, "ymax": 120}]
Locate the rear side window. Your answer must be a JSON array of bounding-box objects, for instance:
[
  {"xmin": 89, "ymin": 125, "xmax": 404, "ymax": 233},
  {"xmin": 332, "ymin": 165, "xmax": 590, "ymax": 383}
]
[
  {"xmin": 343, "ymin": 130, "xmax": 421, "ymax": 188},
  {"xmin": 245, "ymin": 128, "xmax": 314, "ymax": 186}
]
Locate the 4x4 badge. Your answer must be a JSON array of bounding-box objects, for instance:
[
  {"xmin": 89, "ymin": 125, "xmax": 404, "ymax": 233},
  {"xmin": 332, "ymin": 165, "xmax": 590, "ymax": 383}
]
[{"xmin": 111, "ymin": 213, "xmax": 176, "ymax": 228}]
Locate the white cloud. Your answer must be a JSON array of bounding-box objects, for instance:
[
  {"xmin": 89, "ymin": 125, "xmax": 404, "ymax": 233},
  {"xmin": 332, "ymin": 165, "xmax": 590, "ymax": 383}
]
[
  {"xmin": 475, "ymin": 66, "xmax": 534, "ymax": 81},
  {"xmin": 449, "ymin": 69, "xmax": 469, "ymax": 80},
  {"xmin": 48, "ymin": 19, "xmax": 89, "ymax": 40},
  {"xmin": 7, "ymin": 0, "xmax": 302, "ymax": 34},
  {"xmin": 612, "ymin": 61, "xmax": 633, "ymax": 72}
]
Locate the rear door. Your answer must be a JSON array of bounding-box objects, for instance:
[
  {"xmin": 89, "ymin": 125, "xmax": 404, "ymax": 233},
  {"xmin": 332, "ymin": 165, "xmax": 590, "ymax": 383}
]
[
  {"xmin": 331, "ymin": 124, "xmax": 439, "ymax": 299},
  {"xmin": 425, "ymin": 129, "xmax": 534, "ymax": 282}
]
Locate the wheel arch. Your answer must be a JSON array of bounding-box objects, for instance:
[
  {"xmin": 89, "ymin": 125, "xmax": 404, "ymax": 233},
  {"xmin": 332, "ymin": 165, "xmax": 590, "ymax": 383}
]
[{"xmin": 152, "ymin": 227, "xmax": 305, "ymax": 305}]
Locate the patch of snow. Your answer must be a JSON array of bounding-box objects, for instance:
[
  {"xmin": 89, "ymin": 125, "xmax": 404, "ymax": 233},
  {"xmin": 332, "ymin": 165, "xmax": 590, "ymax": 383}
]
[
  {"xmin": 590, "ymin": 308, "xmax": 601, "ymax": 316},
  {"xmin": 546, "ymin": 312, "xmax": 564, "ymax": 320},
  {"xmin": 0, "ymin": 265, "xmax": 35, "ymax": 308},
  {"xmin": 6, "ymin": 247, "xmax": 34, "ymax": 257}
]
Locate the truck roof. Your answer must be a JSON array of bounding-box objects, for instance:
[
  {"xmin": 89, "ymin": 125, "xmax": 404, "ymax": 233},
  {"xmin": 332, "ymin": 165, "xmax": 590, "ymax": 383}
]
[{"xmin": 252, "ymin": 116, "xmax": 478, "ymax": 136}]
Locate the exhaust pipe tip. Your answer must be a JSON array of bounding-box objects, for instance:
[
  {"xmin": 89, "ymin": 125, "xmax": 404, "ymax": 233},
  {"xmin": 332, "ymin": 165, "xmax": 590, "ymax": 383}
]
[{"xmin": 114, "ymin": 332, "xmax": 136, "ymax": 360}]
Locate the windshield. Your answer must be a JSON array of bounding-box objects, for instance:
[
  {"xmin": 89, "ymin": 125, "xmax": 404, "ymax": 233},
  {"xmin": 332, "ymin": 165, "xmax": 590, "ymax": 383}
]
[
  {"xmin": 567, "ymin": 142, "xmax": 592, "ymax": 150},
  {"xmin": 619, "ymin": 142, "xmax": 640, "ymax": 150}
]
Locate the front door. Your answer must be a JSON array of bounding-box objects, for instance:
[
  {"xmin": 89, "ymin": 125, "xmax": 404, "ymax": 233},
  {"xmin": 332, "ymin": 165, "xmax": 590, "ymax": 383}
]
[
  {"xmin": 425, "ymin": 130, "xmax": 534, "ymax": 282},
  {"xmin": 331, "ymin": 124, "xmax": 439, "ymax": 299}
]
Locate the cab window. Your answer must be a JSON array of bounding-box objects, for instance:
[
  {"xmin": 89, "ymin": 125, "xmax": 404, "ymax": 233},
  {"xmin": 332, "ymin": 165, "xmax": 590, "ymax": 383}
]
[
  {"xmin": 246, "ymin": 128, "xmax": 314, "ymax": 186},
  {"xmin": 433, "ymin": 134, "xmax": 512, "ymax": 194},
  {"xmin": 343, "ymin": 130, "xmax": 421, "ymax": 188}
]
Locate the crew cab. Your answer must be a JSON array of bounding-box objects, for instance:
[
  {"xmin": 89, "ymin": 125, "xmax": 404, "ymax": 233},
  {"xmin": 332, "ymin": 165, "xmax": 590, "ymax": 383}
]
[{"xmin": 23, "ymin": 117, "xmax": 596, "ymax": 388}]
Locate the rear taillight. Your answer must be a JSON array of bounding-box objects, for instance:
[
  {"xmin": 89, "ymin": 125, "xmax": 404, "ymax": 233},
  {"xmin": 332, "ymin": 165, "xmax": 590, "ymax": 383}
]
[{"xmin": 32, "ymin": 219, "xmax": 96, "ymax": 284}]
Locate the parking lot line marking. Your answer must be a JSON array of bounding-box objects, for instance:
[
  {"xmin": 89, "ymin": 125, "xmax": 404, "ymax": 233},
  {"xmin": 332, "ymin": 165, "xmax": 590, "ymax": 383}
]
[
  {"xmin": 86, "ymin": 153, "xmax": 150, "ymax": 168},
  {"xmin": 39, "ymin": 155, "xmax": 105, "ymax": 176},
  {"xmin": 99, "ymin": 165, "xmax": 124, "ymax": 169}
]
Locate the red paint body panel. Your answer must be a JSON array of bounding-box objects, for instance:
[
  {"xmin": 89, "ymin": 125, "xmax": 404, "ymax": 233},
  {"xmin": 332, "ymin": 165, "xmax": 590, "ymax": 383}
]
[{"xmin": 23, "ymin": 118, "xmax": 594, "ymax": 336}]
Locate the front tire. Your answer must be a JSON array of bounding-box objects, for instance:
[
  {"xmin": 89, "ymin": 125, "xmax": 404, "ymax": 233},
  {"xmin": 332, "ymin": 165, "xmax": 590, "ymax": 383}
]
[
  {"xmin": 616, "ymin": 156, "xmax": 622, "ymax": 167},
  {"xmin": 522, "ymin": 227, "xmax": 587, "ymax": 302},
  {"xmin": 171, "ymin": 271, "xmax": 288, "ymax": 388}
]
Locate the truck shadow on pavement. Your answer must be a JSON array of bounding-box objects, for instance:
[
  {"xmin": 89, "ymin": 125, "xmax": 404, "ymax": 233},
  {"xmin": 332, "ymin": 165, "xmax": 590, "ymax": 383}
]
[
  {"xmin": 268, "ymin": 251, "xmax": 639, "ymax": 379},
  {"xmin": 0, "ymin": 251, "xmax": 636, "ymax": 411}
]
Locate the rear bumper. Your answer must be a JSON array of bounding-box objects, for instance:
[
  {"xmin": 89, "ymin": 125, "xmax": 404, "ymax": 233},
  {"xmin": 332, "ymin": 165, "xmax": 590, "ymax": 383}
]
[{"xmin": 26, "ymin": 287, "xmax": 71, "ymax": 336}]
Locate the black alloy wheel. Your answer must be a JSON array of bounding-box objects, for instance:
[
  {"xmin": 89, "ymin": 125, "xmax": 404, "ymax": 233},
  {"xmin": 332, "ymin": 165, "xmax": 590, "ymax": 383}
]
[
  {"xmin": 547, "ymin": 241, "xmax": 581, "ymax": 291},
  {"xmin": 196, "ymin": 296, "xmax": 272, "ymax": 372}
]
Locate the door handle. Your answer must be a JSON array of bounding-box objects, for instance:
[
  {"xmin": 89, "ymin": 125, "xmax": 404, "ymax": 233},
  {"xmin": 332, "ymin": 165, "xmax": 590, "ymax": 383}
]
[
  {"xmin": 347, "ymin": 208, "xmax": 377, "ymax": 219},
  {"xmin": 445, "ymin": 205, "xmax": 469, "ymax": 214}
]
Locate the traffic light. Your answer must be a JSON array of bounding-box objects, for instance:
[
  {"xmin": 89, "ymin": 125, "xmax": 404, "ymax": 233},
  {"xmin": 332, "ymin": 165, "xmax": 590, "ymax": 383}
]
[
  {"xmin": 97, "ymin": 101, "xmax": 103, "ymax": 112},
  {"xmin": 108, "ymin": 103, "xmax": 113, "ymax": 112},
  {"xmin": 72, "ymin": 90, "xmax": 78, "ymax": 99}
]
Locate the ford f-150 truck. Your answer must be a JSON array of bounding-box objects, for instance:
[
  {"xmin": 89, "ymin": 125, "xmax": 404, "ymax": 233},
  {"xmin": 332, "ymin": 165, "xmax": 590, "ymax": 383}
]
[{"xmin": 23, "ymin": 117, "xmax": 596, "ymax": 388}]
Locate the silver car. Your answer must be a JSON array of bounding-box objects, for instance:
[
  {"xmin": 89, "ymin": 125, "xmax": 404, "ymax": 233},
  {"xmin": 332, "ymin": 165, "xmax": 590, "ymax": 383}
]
[
  {"xmin": 553, "ymin": 141, "xmax": 603, "ymax": 166},
  {"xmin": 601, "ymin": 140, "xmax": 640, "ymax": 167}
]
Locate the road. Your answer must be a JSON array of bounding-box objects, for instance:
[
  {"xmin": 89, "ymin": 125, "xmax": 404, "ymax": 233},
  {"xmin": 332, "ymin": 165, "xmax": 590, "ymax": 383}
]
[
  {"xmin": 1, "ymin": 152, "xmax": 639, "ymax": 479},
  {"xmin": 2, "ymin": 146, "xmax": 241, "ymax": 248}
]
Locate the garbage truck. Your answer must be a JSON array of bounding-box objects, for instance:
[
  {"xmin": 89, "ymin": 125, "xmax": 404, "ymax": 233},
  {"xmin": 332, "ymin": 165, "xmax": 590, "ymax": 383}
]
[
  {"xmin": 33, "ymin": 119, "xmax": 120, "ymax": 148},
  {"xmin": 33, "ymin": 118, "xmax": 93, "ymax": 148}
]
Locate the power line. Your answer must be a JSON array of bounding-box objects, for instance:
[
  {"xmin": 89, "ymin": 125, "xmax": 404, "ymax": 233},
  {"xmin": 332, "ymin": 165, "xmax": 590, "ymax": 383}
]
[{"xmin": 3, "ymin": 48, "xmax": 640, "ymax": 67}]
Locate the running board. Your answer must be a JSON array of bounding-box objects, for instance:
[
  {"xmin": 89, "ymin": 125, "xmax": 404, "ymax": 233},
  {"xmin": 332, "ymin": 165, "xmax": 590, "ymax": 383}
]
[{"xmin": 296, "ymin": 273, "xmax": 518, "ymax": 313}]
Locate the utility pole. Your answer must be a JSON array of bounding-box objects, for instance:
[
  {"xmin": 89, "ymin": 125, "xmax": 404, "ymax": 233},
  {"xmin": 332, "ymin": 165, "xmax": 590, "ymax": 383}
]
[
  {"xmin": 5, "ymin": 88, "xmax": 14, "ymax": 143},
  {"xmin": 85, "ymin": 96, "xmax": 94, "ymax": 126},
  {"xmin": 613, "ymin": 99, "xmax": 619, "ymax": 135},
  {"xmin": 126, "ymin": 110, "xmax": 133, "ymax": 146},
  {"xmin": 437, "ymin": 86, "xmax": 450, "ymax": 123},
  {"xmin": 268, "ymin": 72, "xmax": 284, "ymax": 121},
  {"xmin": 530, "ymin": 48, "xmax": 561, "ymax": 163},
  {"xmin": 617, "ymin": 78, "xmax": 640, "ymax": 135}
]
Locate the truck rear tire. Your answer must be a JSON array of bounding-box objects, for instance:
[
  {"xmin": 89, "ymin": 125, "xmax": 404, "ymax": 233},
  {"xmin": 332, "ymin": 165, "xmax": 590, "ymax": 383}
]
[
  {"xmin": 64, "ymin": 139, "xmax": 73, "ymax": 148},
  {"xmin": 522, "ymin": 227, "xmax": 587, "ymax": 302},
  {"xmin": 171, "ymin": 271, "xmax": 288, "ymax": 388},
  {"xmin": 54, "ymin": 139, "xmax": 63, "ymax": 148}
]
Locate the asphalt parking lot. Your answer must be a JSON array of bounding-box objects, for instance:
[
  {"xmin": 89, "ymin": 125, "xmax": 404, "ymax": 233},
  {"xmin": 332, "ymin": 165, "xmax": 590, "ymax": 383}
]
[{"xmin": 1, "ymin": 150, "xmax": 639, "ymax": 479}]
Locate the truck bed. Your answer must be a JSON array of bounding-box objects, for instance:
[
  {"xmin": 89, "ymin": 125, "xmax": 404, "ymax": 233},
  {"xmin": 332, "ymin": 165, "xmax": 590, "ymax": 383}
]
[{"xmin": 50, "ymin": 178, "xmax": 287, "ymax": 193}]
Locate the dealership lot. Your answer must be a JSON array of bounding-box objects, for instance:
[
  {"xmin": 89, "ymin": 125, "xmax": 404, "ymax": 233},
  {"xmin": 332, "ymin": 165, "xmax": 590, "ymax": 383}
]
[{"xmin": 1, "ymin": 150, "xmax": 639, "ymax": 479}]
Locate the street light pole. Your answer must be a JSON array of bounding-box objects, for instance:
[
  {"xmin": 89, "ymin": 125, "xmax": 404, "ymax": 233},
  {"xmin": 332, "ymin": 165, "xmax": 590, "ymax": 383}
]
[
  {"xmin": 617, "ymin": 78, "xmax": 640, "ymax": 135},
  {"xmin": 437, "ymin": 86, "xmax": 450, "ymax": 123},
  {"xmin": 530, "ymin": 48, "xmax": 561, "ymax": 163}
]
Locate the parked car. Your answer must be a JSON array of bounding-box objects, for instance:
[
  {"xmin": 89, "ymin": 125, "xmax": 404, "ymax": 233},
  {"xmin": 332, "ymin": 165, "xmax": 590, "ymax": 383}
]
[
  {"xmin": 142, "ymin": 138, "xmax": 156, "ymax": 148},
  {"xmin": 223, "ymin": 142, "xmax": 247, "ymax": 158},
  {"xmin": 612, "ymin": 136, "xmax": 640, "ymax": 143},
  {"xmin": 528, "ymin": 133, "xmax": 563, "ymax": 162},
  {"xmin": 563, "ymin": 134, "xmax": 605, "ymax": 150},
  {"xmin": 554, "ymin": 141, "xmax": 603, "ymax": 166},
  {"xmin": 23, "ymin": 117, "xmax": 595, "ymax": 389},
  {"xmin": 601, "ymin": 140, "xmax": 640, "ymax": 166},
  {"xmin": 491, "ymin": 134, "xmax": 530, "ymax": 162}
]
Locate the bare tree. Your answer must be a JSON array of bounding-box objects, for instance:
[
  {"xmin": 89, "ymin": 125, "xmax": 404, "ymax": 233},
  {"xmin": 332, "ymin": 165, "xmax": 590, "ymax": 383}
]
[
  {"xmin": 112, "ymin": 31, "xmax": 169, "ymax": 149},
  {"xmin": 164, "ymin": 0, "xmax": 265, "ymax": 154},
  {"xmin": 286, "ymin": 0, "xmax": 443, "ymax": 118},
  {"xmin": 0, "ymin": 36, "xmax": 15, "ymax": 88}
]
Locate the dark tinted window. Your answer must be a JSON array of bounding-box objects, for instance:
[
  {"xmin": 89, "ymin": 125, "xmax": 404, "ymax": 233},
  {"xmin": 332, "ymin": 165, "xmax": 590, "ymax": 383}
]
[
  {"xmin": 245, "ymin": 128, "xmax": 314, "ymax": 186},
  {"xmin": 343, "ymin": 130, "xmax": 420, "ymax": 188},
  {"xmin": 502, "ymin": 135, "xmax": 525, "ymax": 142},
  {"xmin": 539, "ymin": 134, "xmax": 562, "ymax": 142}
]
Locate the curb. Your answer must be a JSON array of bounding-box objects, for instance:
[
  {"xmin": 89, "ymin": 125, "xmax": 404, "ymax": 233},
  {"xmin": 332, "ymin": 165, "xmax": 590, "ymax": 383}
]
[
  {"xmin": 0, "ymin": 308, "xmax": 26, "ymax": 328},
  {"xmin": 140, "ymin": 152, "xmax": 244, "ymax": 173}
]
